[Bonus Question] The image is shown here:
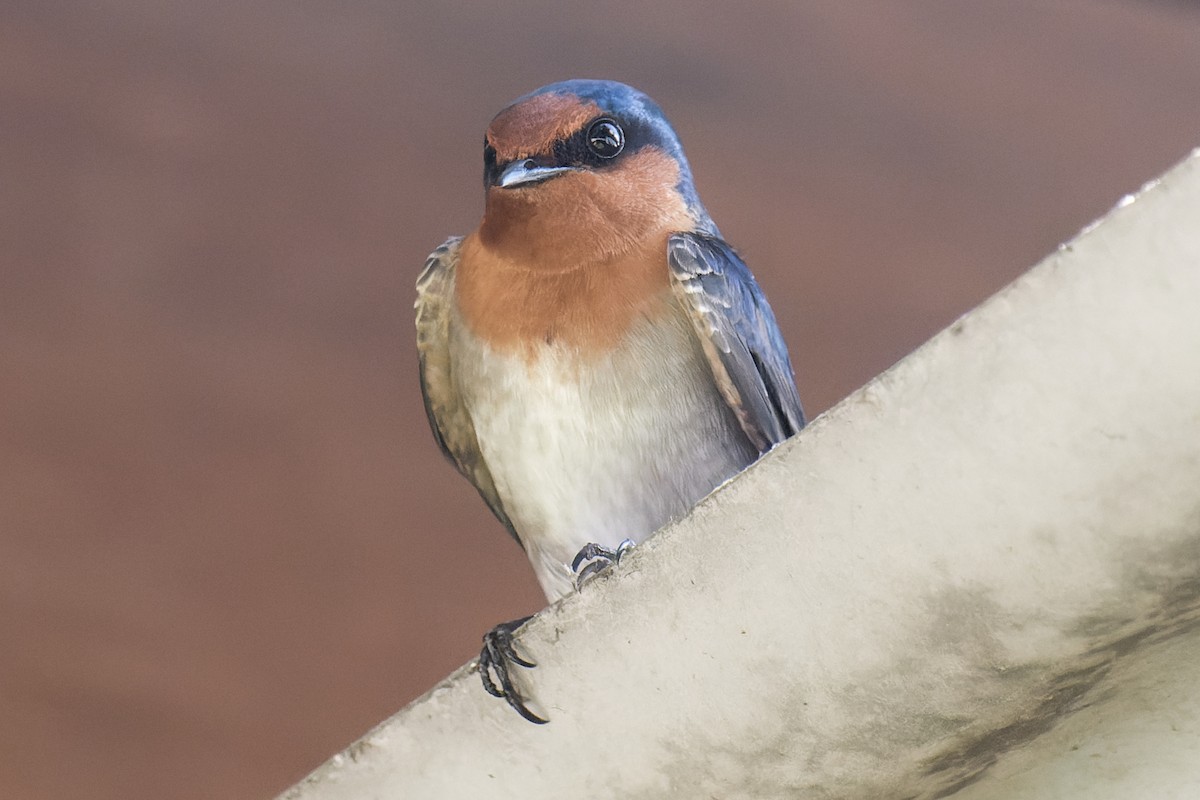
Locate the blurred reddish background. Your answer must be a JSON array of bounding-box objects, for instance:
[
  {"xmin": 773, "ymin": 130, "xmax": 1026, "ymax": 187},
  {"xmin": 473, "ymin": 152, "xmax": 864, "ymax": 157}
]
[{"xmin": 2, "ymin": 1, "xmax": 1199, "ymax": 798}]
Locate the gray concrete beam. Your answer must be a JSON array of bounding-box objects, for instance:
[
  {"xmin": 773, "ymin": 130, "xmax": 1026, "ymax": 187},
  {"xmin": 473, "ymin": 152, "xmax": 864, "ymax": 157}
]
[{"xmin": 281, "ymin": 148, "xmax": 1200, "ymax": 800}]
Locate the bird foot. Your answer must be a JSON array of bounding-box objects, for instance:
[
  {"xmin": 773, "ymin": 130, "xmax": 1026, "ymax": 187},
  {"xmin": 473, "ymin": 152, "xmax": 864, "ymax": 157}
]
[
  {"xmin": 478, "ymin": 616, "xmax": 548, "ymax": 724},
  {"xmin": 571, "ymin": 539, "xmax": 636, "ymax": 590}
]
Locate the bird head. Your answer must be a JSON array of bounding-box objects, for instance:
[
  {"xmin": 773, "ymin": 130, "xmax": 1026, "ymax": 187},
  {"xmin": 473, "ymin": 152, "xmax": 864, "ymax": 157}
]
[{"xmin": 477, "ymin": 80, "xmax": 712, "ymax": 268}]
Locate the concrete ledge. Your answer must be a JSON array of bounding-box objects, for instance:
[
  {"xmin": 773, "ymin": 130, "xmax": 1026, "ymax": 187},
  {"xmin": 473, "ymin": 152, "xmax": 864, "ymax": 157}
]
[{"xmin": 281, "ymin": 148, "xmax": 1200, "ymax": 799}]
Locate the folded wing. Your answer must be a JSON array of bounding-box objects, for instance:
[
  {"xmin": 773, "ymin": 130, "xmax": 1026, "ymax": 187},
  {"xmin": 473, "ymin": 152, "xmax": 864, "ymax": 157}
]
[
  {"xmin": 415, "ymin": 237, "xmax": 521, "ymax": 545},
  {"xmin": 667, "ymin": 231, "xmax": 805, "ymax": 452}
]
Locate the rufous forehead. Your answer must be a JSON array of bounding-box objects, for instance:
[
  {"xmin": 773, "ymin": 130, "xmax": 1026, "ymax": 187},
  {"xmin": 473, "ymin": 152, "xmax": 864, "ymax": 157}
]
[{"xmin": 486, "ymin": 93, "xmax": 601, "ymax": 162}]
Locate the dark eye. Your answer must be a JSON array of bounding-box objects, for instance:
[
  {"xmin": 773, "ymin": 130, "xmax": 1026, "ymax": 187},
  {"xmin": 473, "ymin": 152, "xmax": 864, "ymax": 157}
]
[
  {"xmin": 586, "ymin": 119, "xmax": 624, "ymax": 159},
  {"xmin": 483, "ymin": 139, "xmax": 497, "ymax": 165}
]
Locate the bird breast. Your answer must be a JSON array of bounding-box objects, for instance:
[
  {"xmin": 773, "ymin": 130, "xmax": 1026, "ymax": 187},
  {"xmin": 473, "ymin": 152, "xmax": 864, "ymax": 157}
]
[{"xmin": 450, "ymin": 294, "xmax": 757, "ymax": 600}]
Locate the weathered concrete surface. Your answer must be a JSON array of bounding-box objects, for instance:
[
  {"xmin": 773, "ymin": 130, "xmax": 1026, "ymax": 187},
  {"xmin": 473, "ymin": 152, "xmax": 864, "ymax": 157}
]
[
  {"xmin": 952, "ymin": 631, "xmax": 1200, "ymax": 800},
  {"xmin": 280, "ymin": 148, "xmax": 1200, "ymax": 799}
]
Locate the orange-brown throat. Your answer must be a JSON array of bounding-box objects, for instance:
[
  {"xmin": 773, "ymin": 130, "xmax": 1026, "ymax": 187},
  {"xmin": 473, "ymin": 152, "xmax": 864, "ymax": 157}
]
[
  {"xmin": 477, "ymin": 147, "xmax": 692, "ymax": 268},
  {"xmin": 458, "ymin": 147, "xmax": 696, "ymax": 357},
  {"xmin": 458, "ymin": 229, "xmax": 676, "ymax": 358}
]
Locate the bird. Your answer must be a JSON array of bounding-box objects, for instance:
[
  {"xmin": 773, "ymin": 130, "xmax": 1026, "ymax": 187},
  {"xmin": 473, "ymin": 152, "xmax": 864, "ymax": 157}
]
[{"xmin": 415, "ymin": 79, "xmax": 805, "ymax": 723}]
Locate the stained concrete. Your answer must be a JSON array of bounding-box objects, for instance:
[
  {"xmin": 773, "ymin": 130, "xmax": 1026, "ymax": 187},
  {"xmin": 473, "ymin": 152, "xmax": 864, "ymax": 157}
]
[{"xmin": 278, "ymin": 149, "xmax": 1200, "ymax": 798}]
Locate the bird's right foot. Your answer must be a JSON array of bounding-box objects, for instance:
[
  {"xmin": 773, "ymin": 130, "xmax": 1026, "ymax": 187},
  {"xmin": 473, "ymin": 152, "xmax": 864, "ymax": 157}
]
[{"xmin": 478, "ymin": 616, "xmax": 548, "ymax": 724}]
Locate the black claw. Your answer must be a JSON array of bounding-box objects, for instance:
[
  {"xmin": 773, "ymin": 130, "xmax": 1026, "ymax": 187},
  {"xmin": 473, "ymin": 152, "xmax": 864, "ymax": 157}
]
[
  {"xmin": 571, "ymin": 539, "xmax": 636, "ymax": 589},
  {"xmin": 478, "ymin": 617, "xmax": 548, "ymax": 724},
  {"xmin": 570, "ymin": 542, "xmax": 606, "ymax": 572},
  {"xmin": 503, "ymin": 643, "xmax": 537, "ymax": 669},
  {"xmin": 504, "ymin": 687, "xmax": 550, "ymax": 725},
  {"xmin": 575, "ymin": 559, "xmax": 608, "ymax": 584},
  {"xmin": 479, "ymin": 638, "xmax": 509, "ymax": 698}
]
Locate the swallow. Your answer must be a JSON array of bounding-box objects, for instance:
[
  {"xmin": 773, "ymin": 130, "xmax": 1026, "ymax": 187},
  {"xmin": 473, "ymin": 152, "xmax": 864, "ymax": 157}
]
[{"xmin": 415, "ymin": 79, "xmax": 805, "ymax": 723}]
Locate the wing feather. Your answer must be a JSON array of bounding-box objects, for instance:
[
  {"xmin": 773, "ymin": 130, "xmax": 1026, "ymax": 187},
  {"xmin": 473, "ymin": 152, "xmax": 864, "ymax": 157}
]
[
  {"xmin": 667, "ymin": 231, "xmax": 805, "ymax": 452},
  {"xmin": 415, "ymin": 237, "xmax": 521, "ymax": 545}
]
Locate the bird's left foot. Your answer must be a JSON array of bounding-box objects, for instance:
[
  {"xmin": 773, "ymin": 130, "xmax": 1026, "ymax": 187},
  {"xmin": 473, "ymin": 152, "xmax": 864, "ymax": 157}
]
[{"xmin": 571, "ymin": 539, "xmax": 636, "ymax": 590}]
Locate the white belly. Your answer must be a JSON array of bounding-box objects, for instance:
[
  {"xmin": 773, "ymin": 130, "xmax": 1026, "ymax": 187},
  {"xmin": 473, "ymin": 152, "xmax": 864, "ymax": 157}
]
[{"xmin": 452, "ymin": 302, "xmax": 757, "ymax": 600}]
